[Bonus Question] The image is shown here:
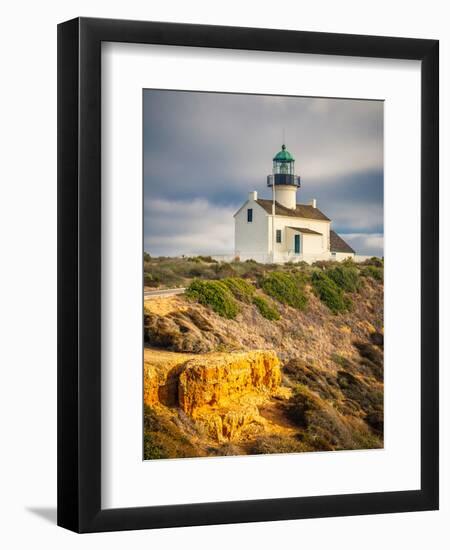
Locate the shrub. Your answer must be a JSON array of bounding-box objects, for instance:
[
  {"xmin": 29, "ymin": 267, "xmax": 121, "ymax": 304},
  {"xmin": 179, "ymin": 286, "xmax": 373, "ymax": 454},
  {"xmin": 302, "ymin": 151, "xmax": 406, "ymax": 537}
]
[
  {"xmin": 283, "ymin": 358, "xmax": 339, "ymax": 400},
  {"xmin": 365, "ymin": 411, "xmax": 384, "ymax": 435},
  {"xmin": 365, "ymin": 256, "xmax": 383, "ymax": 268},
  {"xmin": 311, "ymin": 271, "xmax": 351, "ymax": 313},
  {"xmin": 252, "ymin": 295, "xmax": 280, "ymax": 320},
  {"xmin": 188, "ymin": 267, "xmax": 206, "ymax": 277},
  {"xmin": 213, "ymin": 443, "xmax": 243, "ymax": 456},
  {"xmin": 327, "ymin": 265, "xmax": 360, "ymax": 292},
  {"xmin": 249, "ymin": 435, "xmax": 306, "ymax": 455},
  {"xmin": 144, "ymin": 433, "xmax": 168, "ymax": 459},
  {"xmin": 143, "ymin": 406, "xmax": 201, "ymax": 460},
  {"xmin": 342, "ymin": 257, "xmax": 356, "ymax": 267},
  {"xmin": 260, "ymin": 272, "xmax": 308, "ymax": 310},
  {"xmin": 312, "ymin": 260, "xmax": 335, "ymax": 269},
  {"xmin": 370, "ymin": 331, "xmax": 384, "ymax": 347},
  {"xmin": 286, "ymin": 385, "xmax": 361, "ymax": 451},
  {"xmin": 144, "ymin": 272, "xmax": 160, "ymax": 288},
  {"xmin": 222, "ymin": 277, "xmax": 255, "ymax": 303},
  {"xmin": 185, "ymin": 279, "xmax": 239, "ymax": 319},
  {"xmin": 361, "ymin": 265, "xmax": 383, "ymax": 282},
  {"xmin": 353, "ymin": 340, "xmax": 384, "ymax": 381},
  {"xmin": 336, "ymin": 370, "xmax": 384, "ymax": 415},
  {"xmin": 186, "ymin": 255, "xmax": 218, "ymax": 264},
  {"xmin": 290, "ymin": 269, "xmax": 311, "ymax": 287},
  {"xmin": 238, "ymin": 263, "xmax": 266, "ymax": 280},
  {"xmin": 143, "ymin": 257, "xmax": 219, "ymax": 288},
  {"xmin": 196, "ymin": 255, "xmax": 218, "ymax": 263},
  {"xmin": 213, "ymin": 262, "xmax": 237, "ymax": 278}
]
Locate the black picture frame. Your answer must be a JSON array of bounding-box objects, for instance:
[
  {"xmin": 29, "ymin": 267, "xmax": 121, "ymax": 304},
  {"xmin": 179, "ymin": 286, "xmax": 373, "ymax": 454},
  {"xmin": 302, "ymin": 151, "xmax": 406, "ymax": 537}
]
[{"xmin": 57, "ymin": 17, "xmax": 439, "ymax": 533}]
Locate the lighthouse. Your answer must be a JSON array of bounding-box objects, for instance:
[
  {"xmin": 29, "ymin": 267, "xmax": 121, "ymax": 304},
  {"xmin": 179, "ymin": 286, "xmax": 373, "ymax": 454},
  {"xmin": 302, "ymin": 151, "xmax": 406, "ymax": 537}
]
[
  {"xmin": 233, "ymin": 143, "xmax": 356, "ymax": 264},
  {"xmin": 267, "ymin": 144, "xmax": 301, "ymax": 210}
]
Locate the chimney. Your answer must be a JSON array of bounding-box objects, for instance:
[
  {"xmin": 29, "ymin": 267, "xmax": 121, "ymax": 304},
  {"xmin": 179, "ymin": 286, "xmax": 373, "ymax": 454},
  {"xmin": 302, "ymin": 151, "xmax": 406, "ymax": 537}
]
[
  {"xmin": 310, "ymin": 199, "xmax": 317, "ymax": 208},
  {"xmin": 248, "ymin": 191, "xmax": 258, "ymax": 201}
]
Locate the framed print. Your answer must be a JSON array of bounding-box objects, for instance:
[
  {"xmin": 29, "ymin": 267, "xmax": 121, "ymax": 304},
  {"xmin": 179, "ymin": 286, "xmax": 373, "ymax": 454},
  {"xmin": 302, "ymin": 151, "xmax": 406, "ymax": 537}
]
[{"xmin": 57, "ymin": 17, "xmax": 439, "ymax": 532}]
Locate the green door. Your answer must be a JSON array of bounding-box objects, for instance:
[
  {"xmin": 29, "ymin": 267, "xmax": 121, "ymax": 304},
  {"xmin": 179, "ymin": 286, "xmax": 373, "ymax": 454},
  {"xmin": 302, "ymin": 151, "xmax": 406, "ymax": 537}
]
[{"xmin": 294, "ymin": 234, "xmax": 301, "ymax": 254}]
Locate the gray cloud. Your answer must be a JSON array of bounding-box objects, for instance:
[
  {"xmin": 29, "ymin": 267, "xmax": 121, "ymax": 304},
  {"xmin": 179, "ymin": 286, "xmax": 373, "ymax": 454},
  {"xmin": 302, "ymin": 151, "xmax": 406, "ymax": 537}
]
[
  {"xmin": 343, "ymin": 233, "xmax": 384, "ymax": 258},
  {"xmin": 144, "ymin": 90, "xmax": 383, "ymax": 256},
  {"xmin": 144, "ymin": 198, "xmax": 235, "ymax": 257}
]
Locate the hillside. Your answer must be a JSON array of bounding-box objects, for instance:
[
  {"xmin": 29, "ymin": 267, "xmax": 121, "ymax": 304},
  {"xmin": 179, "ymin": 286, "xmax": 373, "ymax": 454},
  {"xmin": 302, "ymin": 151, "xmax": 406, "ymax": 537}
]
[{"xmin": 143, "ymin": 258, "xmax": 383, "ymax": 459}]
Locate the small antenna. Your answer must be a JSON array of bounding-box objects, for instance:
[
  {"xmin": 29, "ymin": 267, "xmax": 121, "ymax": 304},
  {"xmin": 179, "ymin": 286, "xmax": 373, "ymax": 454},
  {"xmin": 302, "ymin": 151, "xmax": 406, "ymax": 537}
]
[{"xmin": 282, "ymin": 127, "xmax": 285, "ymax": 146}]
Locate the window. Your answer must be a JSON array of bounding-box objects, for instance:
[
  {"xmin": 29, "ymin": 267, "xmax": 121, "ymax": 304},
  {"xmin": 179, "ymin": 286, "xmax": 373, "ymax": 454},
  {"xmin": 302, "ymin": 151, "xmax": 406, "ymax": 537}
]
[
  {"xmin": 247, "ymin": 208, "xmax": 253, "ymax": 222},
  {"xmin": 276, "ymin": 229, "xmax": 282, "ymax": 243}
]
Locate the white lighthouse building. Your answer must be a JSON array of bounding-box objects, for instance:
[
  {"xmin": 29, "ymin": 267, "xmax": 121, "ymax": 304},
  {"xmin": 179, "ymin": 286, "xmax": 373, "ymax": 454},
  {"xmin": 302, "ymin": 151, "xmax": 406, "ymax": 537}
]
[{"xmin": 234, "ymin": 144, "xmax": 355, "ymax": 264}]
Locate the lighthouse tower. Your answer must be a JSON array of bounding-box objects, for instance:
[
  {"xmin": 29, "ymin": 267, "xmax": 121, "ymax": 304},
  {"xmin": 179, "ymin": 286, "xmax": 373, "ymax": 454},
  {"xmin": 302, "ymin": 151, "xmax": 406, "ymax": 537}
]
[
  {"xmin": 267, "ymin": 144, "xmax": 301, "ymax": 209},
  {"xmin": 234, "ymin": 143, "xmax": 356, "ymax": 264}
]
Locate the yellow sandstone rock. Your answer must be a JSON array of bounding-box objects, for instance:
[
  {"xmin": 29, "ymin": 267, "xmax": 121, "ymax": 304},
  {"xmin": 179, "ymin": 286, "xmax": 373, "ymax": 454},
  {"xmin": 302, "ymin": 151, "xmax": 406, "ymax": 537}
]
[
  {"xmin": 178, "ymin": 350, "xmax": 281, "ymax": 415},
  {"xmin": 143, "ymin": 348, "xmax": 197, "ymax": 408},
  {"xmin": 144, "ymin": 348, "xmax": 283, "ymax": 442},
  {"xmin": 194, "ymin": 403, "xmax": 266, "ymax": 442}
]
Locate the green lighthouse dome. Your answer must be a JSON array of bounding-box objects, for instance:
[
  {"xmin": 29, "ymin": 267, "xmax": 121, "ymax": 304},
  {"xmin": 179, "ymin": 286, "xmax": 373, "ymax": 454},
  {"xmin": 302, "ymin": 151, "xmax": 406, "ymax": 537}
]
[{"xmin": 273, "ymin": 144, "xmax": 295, "ymax": 162}]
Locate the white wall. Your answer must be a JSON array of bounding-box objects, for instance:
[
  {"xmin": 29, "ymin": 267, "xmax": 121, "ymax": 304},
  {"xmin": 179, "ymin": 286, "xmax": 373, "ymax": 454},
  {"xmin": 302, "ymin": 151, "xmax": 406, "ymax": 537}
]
[
  {"xmin": 234, "ymin": 199, "xmax": 270, "ymax": 261},
  {"xmin": 274, "ymin": 216, "xmax": 330, "ymax": 256},
  {"xmin": 302, "ymin": 233, "xmax": 324, "ymax": 254},
  {"xmin": 1, "ymin": 1, "xmax": 449, "ymax": 549}
]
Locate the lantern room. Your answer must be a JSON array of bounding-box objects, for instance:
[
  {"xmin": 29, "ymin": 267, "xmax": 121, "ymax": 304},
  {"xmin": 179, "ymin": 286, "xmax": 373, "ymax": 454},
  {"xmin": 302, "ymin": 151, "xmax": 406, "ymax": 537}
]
[{"xmin": 267, "ymin": 144, "xmax": 301, "ymax": 188}]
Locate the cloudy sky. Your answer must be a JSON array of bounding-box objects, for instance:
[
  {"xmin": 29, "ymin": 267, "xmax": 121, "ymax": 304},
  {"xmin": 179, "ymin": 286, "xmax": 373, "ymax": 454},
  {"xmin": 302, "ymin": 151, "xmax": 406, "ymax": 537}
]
[{"xmin": 144, "ymin": 90, "xmax": 383, "ymax": 257}]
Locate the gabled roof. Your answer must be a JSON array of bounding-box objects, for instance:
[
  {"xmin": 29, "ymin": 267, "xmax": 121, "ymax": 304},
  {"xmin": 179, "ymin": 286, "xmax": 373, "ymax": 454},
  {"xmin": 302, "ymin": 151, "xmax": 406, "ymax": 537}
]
[
  {"xmin": 287, "ymin": 226, "xmax": 322, "ymax": 235},
  {"xmin": 255, "ymin": 199, "xmax": 330, "ymax": 221},
  {"xmin": 330, "ymin": 230, "xmax": 355, "ymax": 253}
]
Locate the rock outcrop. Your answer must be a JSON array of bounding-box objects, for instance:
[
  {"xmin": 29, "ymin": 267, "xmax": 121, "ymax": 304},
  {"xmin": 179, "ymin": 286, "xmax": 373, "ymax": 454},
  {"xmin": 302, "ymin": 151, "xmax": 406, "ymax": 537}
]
[
  {"xmin": 178, "ymin": 350, "xmax": 281, "ymax": 415},
  {"xmin": 144, "ymin": 349, "xmax": 282, "ymax": 442},
  {"xmin": 178, "ymin": 351, "xmax": 281, "ymax": 441}
]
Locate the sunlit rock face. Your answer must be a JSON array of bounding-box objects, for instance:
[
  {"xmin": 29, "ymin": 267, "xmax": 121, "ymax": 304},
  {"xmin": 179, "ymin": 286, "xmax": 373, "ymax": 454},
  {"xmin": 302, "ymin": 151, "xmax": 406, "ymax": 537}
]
[
  {"xmin": 178, "ymin": 350, "xmax": 281, "ymax": 415},
  {"xmin": 144, "ymin": 350, "xmax": 282, "ymax": 442},
  {"xmin": 178, "ymin": 351, "xmax": 282, "ymax": 442}
]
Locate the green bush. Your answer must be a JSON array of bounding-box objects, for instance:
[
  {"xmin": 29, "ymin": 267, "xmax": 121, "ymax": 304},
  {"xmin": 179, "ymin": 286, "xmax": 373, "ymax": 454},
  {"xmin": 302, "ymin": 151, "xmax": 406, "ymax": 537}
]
[
  {"xmin": 361, "ymin": 265, "xmax": 383, "ymax": 282},
  {"xmin": 222, "ymin": 277, "xmax": 255, "ymax": 303},
  {"xmin": 327, "ymin": 265, "xmax": 360, "ymax": 292},
  {"xmin": 185, "ymin": 279, "xmax": 239, "ymax": 319},
  {"xmin": 311, "ymin": 271, "xmax": 351, "ymax": 313},
  {"xmin": 260, "ymin": 272, "xmax": 308, "ymax": 310},
  {"xmin": 290, "ymin": 269, "xmax": 311, "ymax": 287},
  {"xmin": 186, "ymin": 255, "xmax": 219, "ymax": 264},
  {"xmin": 342, "ymin": 257, "xmax": 356, "ymax": 267},
  {"xmin": 252, "ymin": 295, "xmax": 280, "ymax": 320}
]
